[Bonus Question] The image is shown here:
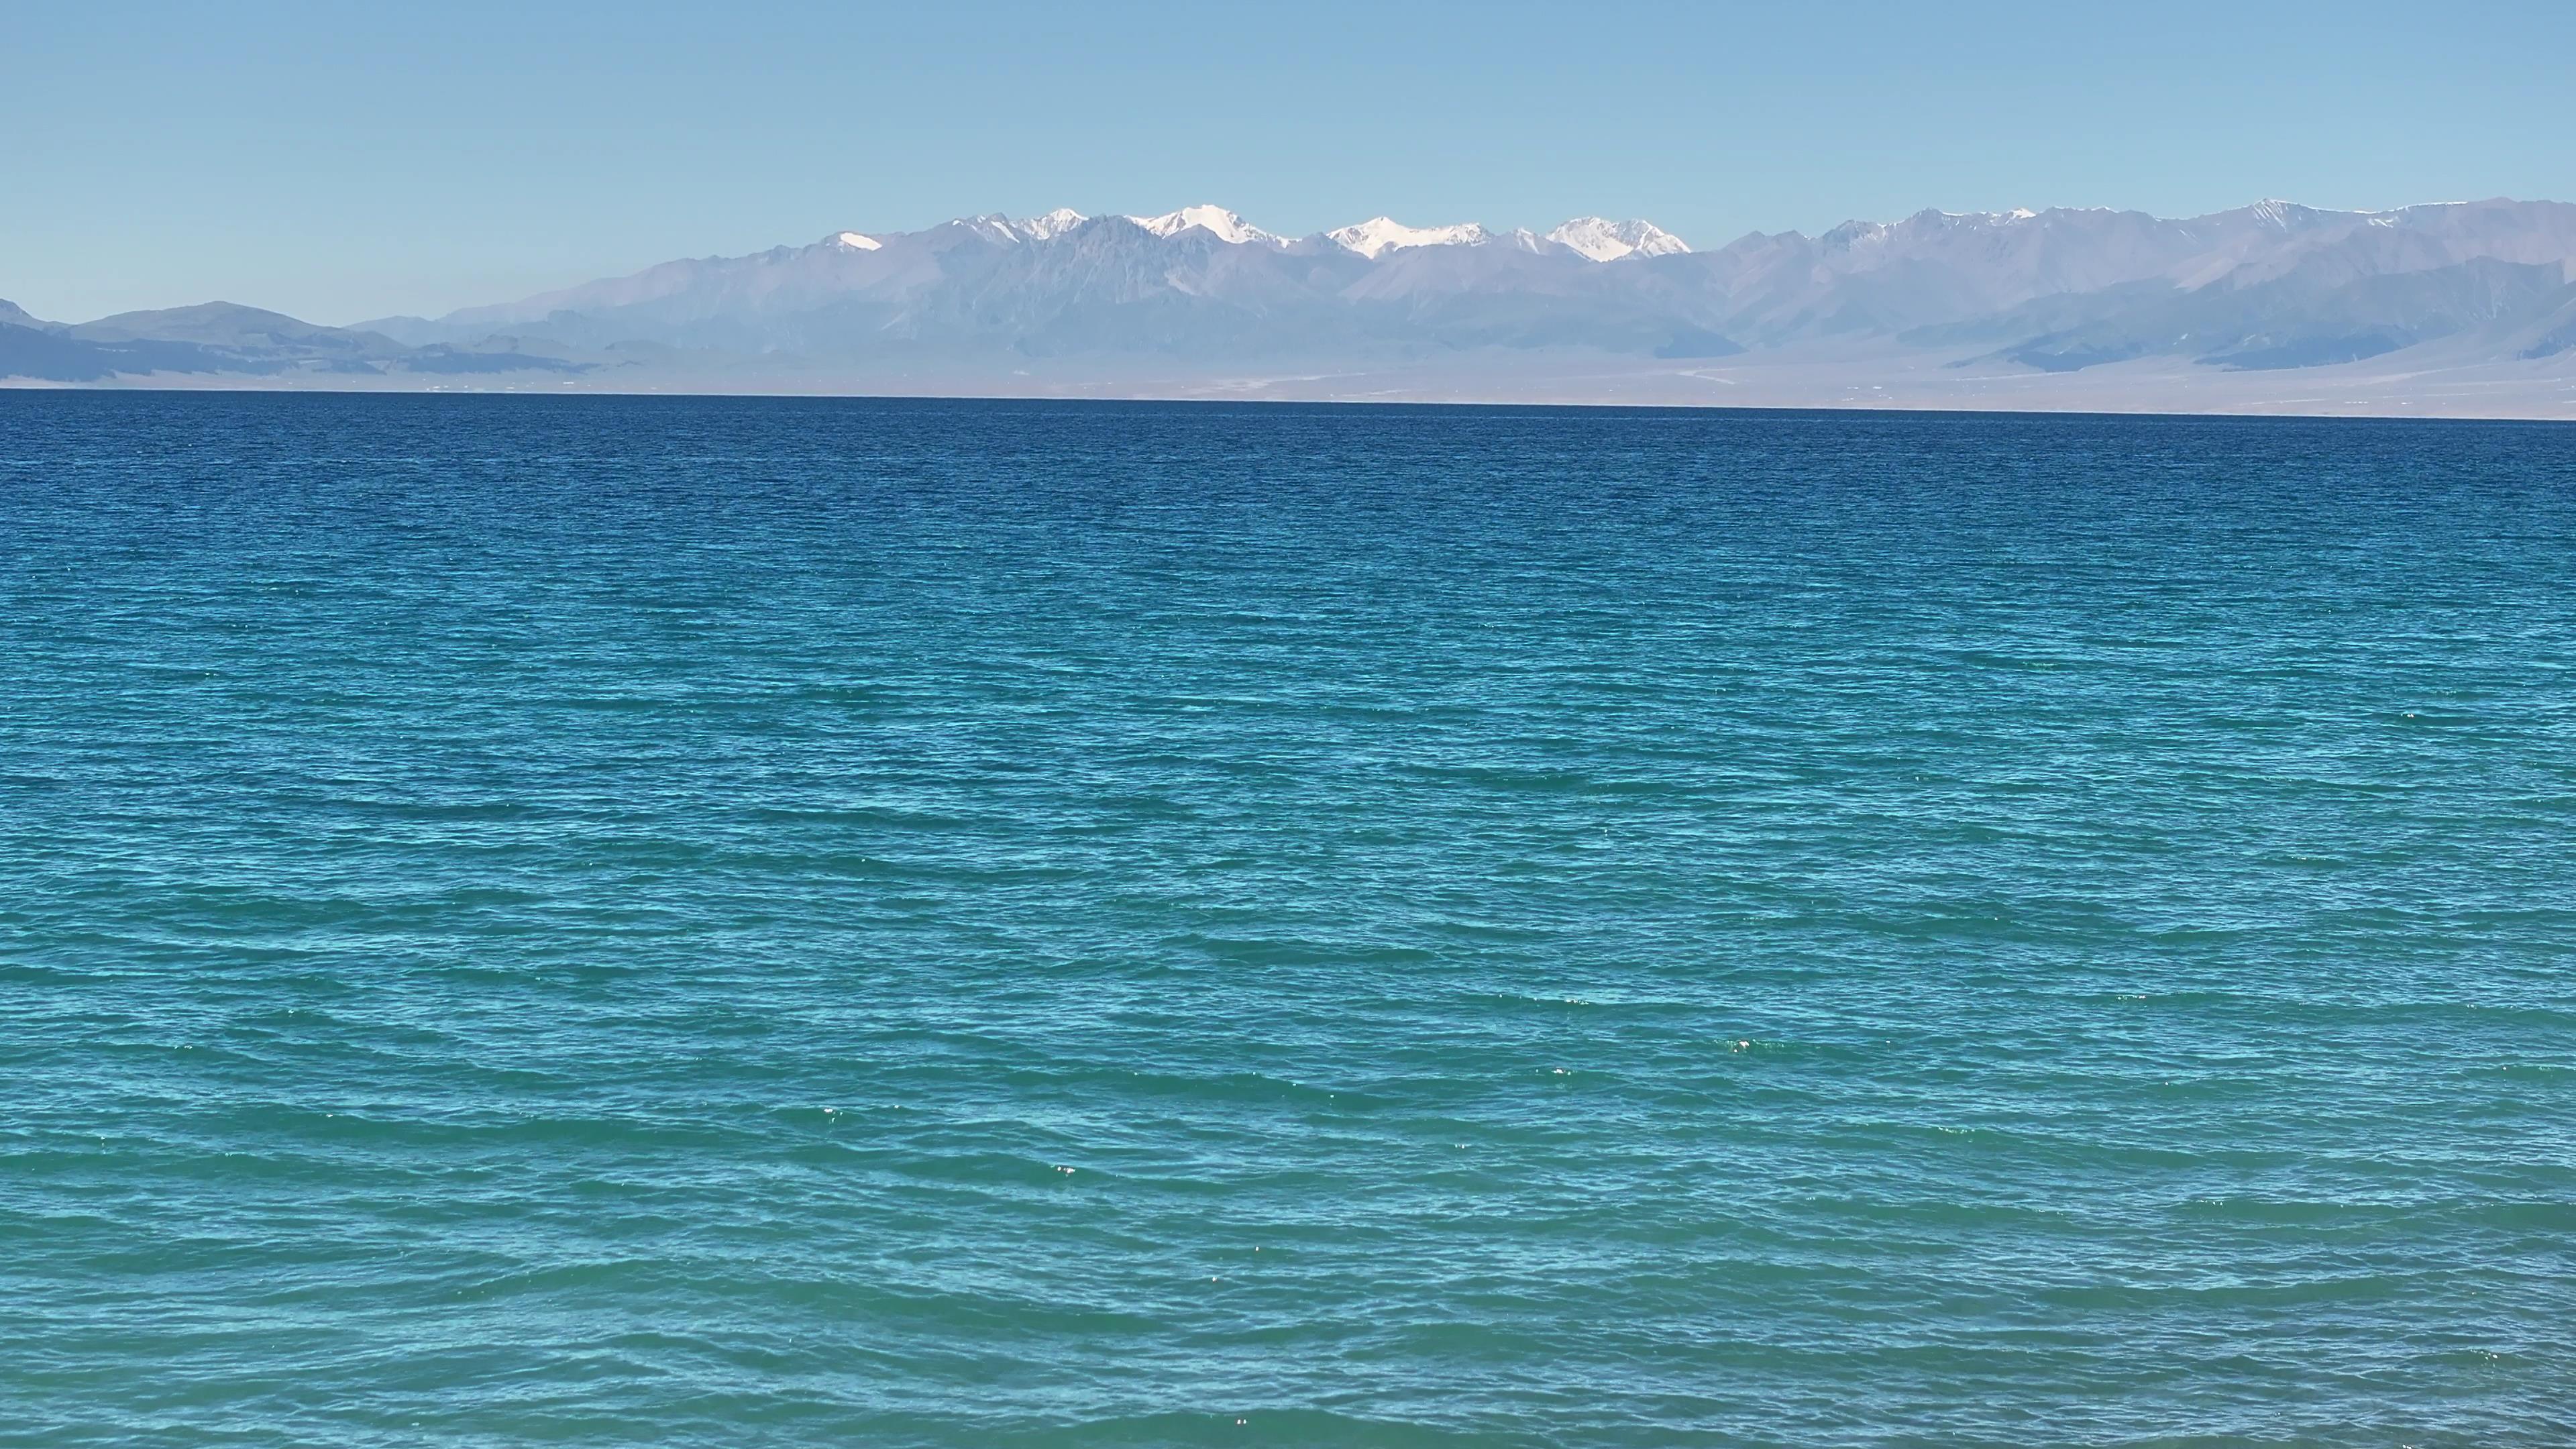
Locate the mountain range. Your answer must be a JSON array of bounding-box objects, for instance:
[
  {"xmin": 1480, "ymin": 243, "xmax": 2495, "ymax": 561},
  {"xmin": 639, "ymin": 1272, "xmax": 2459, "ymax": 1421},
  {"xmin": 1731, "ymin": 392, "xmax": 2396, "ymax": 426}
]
[{"xmin": 9, "ymin": 200, "xmax": 2576, "ymax": 414}]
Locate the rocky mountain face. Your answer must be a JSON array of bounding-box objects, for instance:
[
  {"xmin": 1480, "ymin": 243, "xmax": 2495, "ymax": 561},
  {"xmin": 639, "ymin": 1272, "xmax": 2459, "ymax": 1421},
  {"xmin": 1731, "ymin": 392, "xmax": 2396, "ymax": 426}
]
[{"xmin": 10, "ymin": 199, "xmax": 2576, "ymax": 392}]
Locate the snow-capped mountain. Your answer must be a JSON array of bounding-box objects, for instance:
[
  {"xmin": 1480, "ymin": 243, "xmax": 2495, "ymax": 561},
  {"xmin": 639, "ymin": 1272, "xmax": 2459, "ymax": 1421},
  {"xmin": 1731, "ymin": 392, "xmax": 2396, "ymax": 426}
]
[
  {"xmin": 14, "ymin": 199, "xmax": 2575, "ymax": 407},
  {"xmin": 1012, "ymin": 209, "xmax": 1088, "ymax": 241},
  {"xmin": 356, "ymin": 197, "xmax": 2574, "ymax": 372},
  {"xmin": 1545, "ymin": 218, "xmax": 1691, "ymax": 261},
  {"xmin": 1325, "ymin": 217, "xmax": 1497, "ymax": 258},
  {"xmin": 1129, "ymin": 205, "xmax": 1280, "ymax": 246}
]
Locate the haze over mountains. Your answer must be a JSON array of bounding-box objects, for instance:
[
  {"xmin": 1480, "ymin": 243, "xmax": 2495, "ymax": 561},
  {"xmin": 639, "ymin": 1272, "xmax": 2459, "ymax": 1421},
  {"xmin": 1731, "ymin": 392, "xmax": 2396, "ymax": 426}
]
[{"xmin": 9, "ymin": 199, "xmax": 2576, "ymax": 415}]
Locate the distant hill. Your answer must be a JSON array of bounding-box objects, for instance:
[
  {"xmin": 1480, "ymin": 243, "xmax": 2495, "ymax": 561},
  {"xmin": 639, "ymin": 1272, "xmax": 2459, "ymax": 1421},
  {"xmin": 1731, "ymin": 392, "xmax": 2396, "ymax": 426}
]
[{"xmin": 0, "ymin": 299, "xmax": 589, "ymax": 384}]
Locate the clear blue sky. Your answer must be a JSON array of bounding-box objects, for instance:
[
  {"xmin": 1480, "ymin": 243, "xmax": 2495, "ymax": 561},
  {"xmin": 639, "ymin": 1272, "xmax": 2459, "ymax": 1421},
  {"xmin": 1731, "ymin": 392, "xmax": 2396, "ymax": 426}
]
[{"xmin": 7, "ymin": 1, "xmax": 2571, "ymax": 325}]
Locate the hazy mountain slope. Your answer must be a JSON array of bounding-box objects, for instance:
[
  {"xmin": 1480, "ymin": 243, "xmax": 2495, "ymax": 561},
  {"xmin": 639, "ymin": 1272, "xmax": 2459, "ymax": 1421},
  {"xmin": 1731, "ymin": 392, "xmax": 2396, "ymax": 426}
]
[
  {"xmin": 2512, "ymin": 290, "xmax": 2576, "ymax": 359},
  {"xmin": 3, "ymin": 300, "xmax": 590, "ymax": 382},
  {"xmin": 1, "ymin": 319, "xmax": 234, "ymax": 382},
  {"xmin": 68, "ymin": 302, "xmax": 396, "ymax": 350},
  {"xmin": 1982, "ymin": 258, "xmax": 2576, "ymax": 372}
]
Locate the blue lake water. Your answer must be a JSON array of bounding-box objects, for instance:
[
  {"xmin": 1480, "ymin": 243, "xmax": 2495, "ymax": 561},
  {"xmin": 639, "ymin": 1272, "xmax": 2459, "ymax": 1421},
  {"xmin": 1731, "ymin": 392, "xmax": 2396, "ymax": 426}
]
[{"xmin": 3, "ymin": 393, "xmax": 2573, "ymax": 1447}]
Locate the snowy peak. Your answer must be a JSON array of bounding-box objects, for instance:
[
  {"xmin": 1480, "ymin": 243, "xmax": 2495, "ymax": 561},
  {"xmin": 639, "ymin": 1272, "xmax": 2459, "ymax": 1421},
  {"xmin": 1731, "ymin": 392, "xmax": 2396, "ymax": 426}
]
[
  {"xmin": 1328, "ymin": 217, "xmax": 1493, "ymax": 259},
  {"xmin": 1012, "ymin": 208, "xmax": 1088, "ymax": 241},
  {"xmin": 1820, "ymin": 219, "xmax": 1894, "ymax": 252},
  {"xmin": 1909, "ymin": 207, "xmax": 2040, "ymax": 225},
  {"xmin": 1544, "ymin": 217, "xmax": 1690, "ymax": 262},
  {"xmin": 953, "ymin": 215, "xmax": 1027, "ymax": 244},
  {"xmin": 853, "ymin": 206, "xmax": 1688, "ymax": 261},
  {"xmin": 2241, "ymin": 199, "xmax": 2315, "ymax": 231},
  {"xmin": 1128, "ymin": 205, "xmax": 1279, "ymax": 246}
]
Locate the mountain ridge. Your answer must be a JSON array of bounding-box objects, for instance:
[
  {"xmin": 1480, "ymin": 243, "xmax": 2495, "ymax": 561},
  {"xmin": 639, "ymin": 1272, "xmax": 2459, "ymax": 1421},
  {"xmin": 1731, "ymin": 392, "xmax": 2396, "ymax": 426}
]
[{"xmin": 10, "ymin": 199, "xmax": 2576, "ymax": 416}]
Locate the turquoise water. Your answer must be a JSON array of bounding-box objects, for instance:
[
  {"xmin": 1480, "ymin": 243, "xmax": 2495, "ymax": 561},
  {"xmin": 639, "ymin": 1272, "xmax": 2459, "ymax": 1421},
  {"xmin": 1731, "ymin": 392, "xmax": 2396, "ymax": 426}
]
[{"xmin": 3, "ymin": 394, "xmax": 2573, "ymax": 1448}]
